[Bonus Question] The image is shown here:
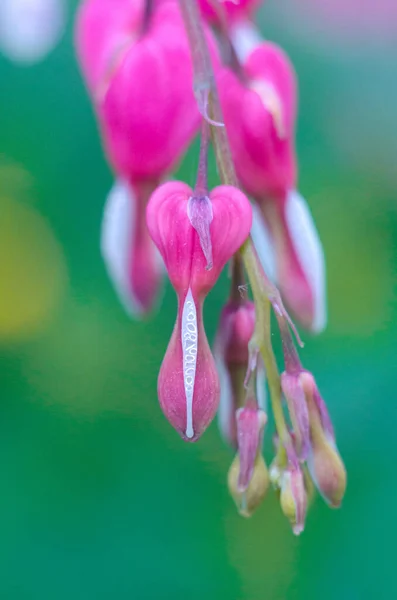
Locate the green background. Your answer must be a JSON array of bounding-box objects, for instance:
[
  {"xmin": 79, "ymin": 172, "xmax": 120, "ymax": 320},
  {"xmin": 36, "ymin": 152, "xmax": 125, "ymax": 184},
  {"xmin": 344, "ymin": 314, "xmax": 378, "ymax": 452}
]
[{"xmin": 1, "ymin": 2, "xmax": 396, "ymax": 598}]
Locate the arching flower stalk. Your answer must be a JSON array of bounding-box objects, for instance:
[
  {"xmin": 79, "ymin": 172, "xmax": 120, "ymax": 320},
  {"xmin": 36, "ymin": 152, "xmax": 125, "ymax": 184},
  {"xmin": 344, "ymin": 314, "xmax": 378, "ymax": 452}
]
[{"xmin": 74, "ymin": 0, "xmax": 346, "ymax": 534}]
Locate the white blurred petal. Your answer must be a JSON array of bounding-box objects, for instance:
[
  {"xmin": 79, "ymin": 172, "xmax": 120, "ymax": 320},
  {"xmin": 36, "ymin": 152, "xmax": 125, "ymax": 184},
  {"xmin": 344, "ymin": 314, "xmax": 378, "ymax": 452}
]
[
  {"xmin": 0, "ymin": 0, "xmax": 66, "ymax": 64},
  {"xmin": 285, "ymin": 189, "xmax": 327, "ymax": 333},
  {"xmin": 250, "ymin": 202, "xmax": 277, "ymax": 283},
  {"xmin": 101, "ymin": 179, "xmax": 143, "ymax": 317},
  {"xmin": 230, "ymin": 19, "xmax": 263, "ymax": 62}
]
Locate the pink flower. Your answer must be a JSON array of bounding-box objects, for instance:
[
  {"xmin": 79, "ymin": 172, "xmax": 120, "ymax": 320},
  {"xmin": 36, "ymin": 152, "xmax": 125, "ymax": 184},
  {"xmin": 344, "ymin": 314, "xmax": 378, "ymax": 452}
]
[
  {"xmin": 76, "ymin": 0, "xmax": 203, "ymax": 182},
  {"xmin": 75, "ymin": 0, "xmax": 142, "ymax": 96},
  {"xmin": 218, "ymin": 41, "xmax": 297, "ymax": 200},
  {"xmin": 101, "ymin": 179, "xmax": 164, "ymax": 317},
  {"xmin": 218, "ymin": 42, "xmax": 326, "ymax": 331},
  {"xmin": 146, "ymin": 181, "xmax": 252, "ymax": 440}
]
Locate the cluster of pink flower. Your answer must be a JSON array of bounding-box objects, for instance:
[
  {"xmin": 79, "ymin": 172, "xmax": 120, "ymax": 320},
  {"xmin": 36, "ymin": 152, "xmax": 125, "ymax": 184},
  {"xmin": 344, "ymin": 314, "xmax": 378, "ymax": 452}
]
[{"xmin": 75, "ymin": 0, "xmax": 346, "ymax": 533}]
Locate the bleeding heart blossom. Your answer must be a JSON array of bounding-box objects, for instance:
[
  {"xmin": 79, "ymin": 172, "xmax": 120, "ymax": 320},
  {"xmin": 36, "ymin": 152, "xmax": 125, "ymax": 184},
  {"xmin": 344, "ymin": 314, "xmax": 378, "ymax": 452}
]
[
  {"xmin": 76, "ymin": 0, "xmax": 203, "ymax": 182},
  {"xmin": 146, "ymin": 181, "xmax": 252, "ymax": 440},
  {"xmin": 218, "ymin": 40, "xmax": 326, "ymax": 331}
]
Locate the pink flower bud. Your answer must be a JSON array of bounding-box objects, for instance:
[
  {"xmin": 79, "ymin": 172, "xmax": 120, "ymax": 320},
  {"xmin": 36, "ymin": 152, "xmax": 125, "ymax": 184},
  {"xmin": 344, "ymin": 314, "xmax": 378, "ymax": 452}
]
[
  {"xmin": 236, "ymin": 406, "xmax": 267, "ymax": 491},
  {"xmin": 214, "ymin": 300, "xmax": 267, "ymax": 447},
  {"xmin": 146, "ymin": 181, "xmax": 252, "ymax": 440},
  {"xmin": 299, "ymin": 372, "xmax": 347, "ymax": 507},
  {"xmin": 101, "ymin": 179, "xmax": 163, "ymax": 317},
  {"xmin": 76, "ymin": 1, "xmax": 204, "ymax": 181},
  {"xmin": 281, "ymin": 370, "xmax": 310, "ymax": 460},
  {"xmin": 198, "ymin": 0, "xmax": 262, "ymax": 24}
]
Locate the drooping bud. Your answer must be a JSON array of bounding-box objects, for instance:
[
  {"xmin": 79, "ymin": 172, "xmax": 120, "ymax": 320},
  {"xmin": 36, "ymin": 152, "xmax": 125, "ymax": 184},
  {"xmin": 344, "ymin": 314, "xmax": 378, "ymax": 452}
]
[
  {"xmin": 214, "ymin": 300, "xmax": 267, "ymax": 447},
  {"xmin": 146, "ymin": 181, "xmax": 252, "ymax": 440},
  {"xmin": 76, "ymin": 0, "xmax": 204, "ymax": 182},
  {"xmin": 300, "ymin": 371, "xmax": 347, "ymax": 507},
  {"xmin": 228, "ymin": 452, "xmax": 269, "ymax": 517},
  {"xmin": 218, "ymin": 41, "xmax": 297, "ymax": 201},
  {"xmin": 236, "ymin": 405, "xmax": 267, "ymax": 491},
  {"xmin": 281, "ymin": 370, "xmax": 310, "ymax": 460},
  {"xmin": 279, "ymin": 464, "xmax": 307, "ymax": 535},
  {"xmin": 101, "ymin": 179, "xmax": 163, "ymax": 317}
]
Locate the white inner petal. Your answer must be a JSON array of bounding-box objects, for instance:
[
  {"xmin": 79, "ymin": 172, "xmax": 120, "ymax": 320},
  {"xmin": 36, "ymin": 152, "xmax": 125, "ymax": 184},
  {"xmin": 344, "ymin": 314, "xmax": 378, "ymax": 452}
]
[
  {"xmin": 285, "ymin": 189, "xmax": 327, "ymax": 333},
  {"xmin": 100, "ymin": 179, "xmax": 142, "ymax": 317},
  {"xmin": 250, "ymin": 203, "xmax": 277, "ymax": 284},
  {"xmin": 230, "ymin": 19, "xmax": 263, "ymax": 63},
  {"xmin": 181, "ymin": 288, "xmax": 198, "ymax": 439}
]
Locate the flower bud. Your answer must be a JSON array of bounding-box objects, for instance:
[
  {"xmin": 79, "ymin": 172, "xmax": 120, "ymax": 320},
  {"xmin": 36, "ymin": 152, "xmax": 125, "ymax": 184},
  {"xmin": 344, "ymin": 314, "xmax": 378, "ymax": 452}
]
[
  {"xmin": 214, "ymin": 300, "xmax": 267, "ymax": 447},
  {"xmin": 228, "ymin": 453, "xmax": 269, "ymax": 517},
  {"xmin": 300, "ymin": 371, "xmax": 347, "ymax": 507},
  {"xmin": 101, "ymin": 179, "xmax": 163, "ymax": 317},
  {"xmin": 281, "ymin": 370, "xmax": 310, "ymax": 460},
  {"xmin": 236, "ymin": 406, "xmax": 267, "ymax": 490},
  {"xmin": 279, "ymin": 465, "xmax": 307, "ymax": 535},
  {"xmin": 307, "ymin": 433, "xmax": 346, "ymax": 508},
  {"xmin": 147, "ymin": 181, "xmax": 252, "ymax": 440}
]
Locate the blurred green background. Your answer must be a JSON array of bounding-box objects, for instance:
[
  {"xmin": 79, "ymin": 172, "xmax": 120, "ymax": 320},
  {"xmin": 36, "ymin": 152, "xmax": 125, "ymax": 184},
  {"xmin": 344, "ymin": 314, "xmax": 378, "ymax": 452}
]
[{"xmin": 1, "ymin": 1, "xmax": 396, "ymax": 598}]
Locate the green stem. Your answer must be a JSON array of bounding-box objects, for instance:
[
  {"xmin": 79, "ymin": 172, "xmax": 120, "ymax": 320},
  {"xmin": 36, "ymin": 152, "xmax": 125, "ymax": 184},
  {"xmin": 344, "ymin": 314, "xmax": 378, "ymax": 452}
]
[{"xmin": 179, "ymin": 0, "xmax": 291, "ymax": 445}]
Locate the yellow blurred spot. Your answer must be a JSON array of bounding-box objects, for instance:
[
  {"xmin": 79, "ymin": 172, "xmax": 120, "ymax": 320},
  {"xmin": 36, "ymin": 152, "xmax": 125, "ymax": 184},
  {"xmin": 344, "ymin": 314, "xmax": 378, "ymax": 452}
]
[{"xmin": 0, "ymin": 195, "xmax": 67, "ymax": 340}]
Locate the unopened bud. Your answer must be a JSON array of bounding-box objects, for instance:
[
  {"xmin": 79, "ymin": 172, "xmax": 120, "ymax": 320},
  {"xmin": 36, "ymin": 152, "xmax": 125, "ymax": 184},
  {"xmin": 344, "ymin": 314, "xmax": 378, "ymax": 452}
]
[
  {"xmin": 214, "ymin": 300, "xmax": 262, "ymax": 448},
  {"xmin": 280, "ymin": 465, "xmax": 307, "ymax": 535},
  {"xmin": 300, "ymin": 371, "xmax": 347, "ymax": 507},
  {"xmin": 228, "ymin": 453, "xmax": 269, "ymax": 517},
  {"xmin": 307, "ymin": 429, "xmax": 347, "ymax": 508},
  {"xmin": 236, "ymin": 406, "xmax": 267, "ymax": 490},
  {"xmin": 281, "ymin": 370, "xmax": 310, "ymax": 459}
]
